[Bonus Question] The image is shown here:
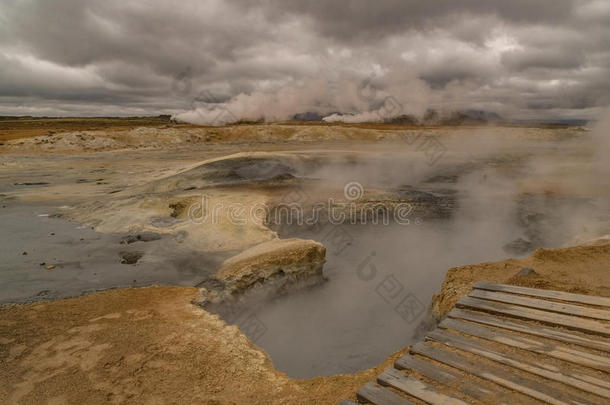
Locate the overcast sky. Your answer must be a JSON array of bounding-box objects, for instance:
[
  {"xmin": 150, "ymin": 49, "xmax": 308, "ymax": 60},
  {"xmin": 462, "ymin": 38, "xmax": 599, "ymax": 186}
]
[{"xmin": 0, "ymin": 0, "xmax": 609, "ymax": 122}]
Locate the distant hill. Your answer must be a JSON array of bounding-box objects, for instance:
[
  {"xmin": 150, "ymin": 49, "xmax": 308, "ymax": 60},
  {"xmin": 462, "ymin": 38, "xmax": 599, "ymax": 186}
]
[
  {"xmin": 293, "ymin": 112, "xmax": 326, "ymax": 121},
  {"xmin": 290, "ymin": 109, "xmax": 505, "ymax": 125}
]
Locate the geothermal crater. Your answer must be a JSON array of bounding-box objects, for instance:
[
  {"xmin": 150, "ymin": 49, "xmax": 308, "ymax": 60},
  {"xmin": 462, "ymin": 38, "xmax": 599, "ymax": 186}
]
[{"xmin": 2, "ymin": 126, "xmax": 608, "ymax": 379}]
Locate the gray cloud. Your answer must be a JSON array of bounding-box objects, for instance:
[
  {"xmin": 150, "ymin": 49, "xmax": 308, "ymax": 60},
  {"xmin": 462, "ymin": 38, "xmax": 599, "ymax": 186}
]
[
  {"xmin": 0, "ymin": 0, "xmax": 608, "ymax": 120},
  {"xmin": 232, "ymin": 0, "xmax": 578, "ymax": 41}
]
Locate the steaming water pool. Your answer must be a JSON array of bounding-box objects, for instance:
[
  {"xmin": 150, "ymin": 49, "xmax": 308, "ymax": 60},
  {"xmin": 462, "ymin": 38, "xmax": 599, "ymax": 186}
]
[
  {"xmin": 211, "ymin": 136, "xmax": 610, "ymax": 378},
  {"xmin": 221, "ymin": 202, "xmax": 529, "ymax": 378}
]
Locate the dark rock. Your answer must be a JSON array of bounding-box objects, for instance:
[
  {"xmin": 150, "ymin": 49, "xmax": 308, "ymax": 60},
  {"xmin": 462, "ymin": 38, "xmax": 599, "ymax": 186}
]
[
  {"xmin": 293, "ymin": 112, "xmax": 325, "ymax": 121},
  {"xmin": 269, "ymin": 173, "xmax": 296, "ymax": 181},
  {"xmin": 119, "ymin": 251, "xmax": 143, "ymax": 265},
  {"xmin": 503, "ymin": 238, "xmax": 534, "ymax": 255},
  {"xmin": 35, "ymin": 290, "xmax": 51, "ymax": 296},
  {"xmin": 396, "ymin": 185, "xmax": 457, "ymax": 220},
  {"xmin": 174, "ymin": 231, "xmax": 188, "ymax": 243},
  {"xmin": 517, "ymin": 267, "xmax": 537, "ymax": 276},
  {"xmin": 424, "ymin": 174, "xmax": 459, "ymax": 184},
  {"xmin": 120, "ymin": 232, "xmax": 162, "ymax": 245}
]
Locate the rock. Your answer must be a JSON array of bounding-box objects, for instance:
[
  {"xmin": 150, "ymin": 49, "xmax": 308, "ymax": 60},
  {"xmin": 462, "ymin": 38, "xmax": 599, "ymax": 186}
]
[
  {"xmin": 214, "ymin": 238, "xmax": 326, "ymax": 296},
  {"xmin": 120, "ymin": 232, "xmax": 162, "ymax": 244},
  {"xmin": 14, "ymin": 182, "xmax": 50, "ymax": 186},
  {"xmin": 35, "ymin": 290, "xmax": 51, "ymax": 296},
  {"xmin": 119, "ymin": 251, "xmax": 143, "ymax": 265},
  {"xmin": 174, "ymin": 231, "xmax": 188, "ymax": 243},
  {"xmin": 22, "ymin": 251, "xmax": 27, "ymax": 256},
  {"xmin": 517, "ymin": 267, "xmax": 537, "ymax": 276},
  {"xmin": 503, "ymin": 238, "xmax": 534, "ymax": 255}
]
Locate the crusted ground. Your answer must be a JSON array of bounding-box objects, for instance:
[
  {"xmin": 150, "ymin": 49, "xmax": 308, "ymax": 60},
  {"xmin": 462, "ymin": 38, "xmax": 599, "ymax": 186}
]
[
  {"xmin": 0, "ymin": 286, "xmax": 404, "ymax": 405},
  {"xmin": 2, "ymin": 242, "xmax": 608, "ymax": 404},
  {"xmin": 432, "ymin": 242, "xmax": 610, "ymax": 319}
]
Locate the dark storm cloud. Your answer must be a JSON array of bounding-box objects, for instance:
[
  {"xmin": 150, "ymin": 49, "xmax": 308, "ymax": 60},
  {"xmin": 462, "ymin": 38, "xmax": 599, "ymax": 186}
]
[
  {"xmin": 502, "ymin": 49, "xmax": 584, "ymax": 71},
  {"xmin": 236, "ymin": 0, "xmax": 577, "ymax": 42},
  {"xmin": 0, "ymin": 0, "xmax": 608, "ymax": 120}
]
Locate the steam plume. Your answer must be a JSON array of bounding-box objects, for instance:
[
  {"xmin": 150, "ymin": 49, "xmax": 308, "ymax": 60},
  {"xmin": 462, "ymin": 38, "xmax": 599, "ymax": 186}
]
[{"xmin": 172, "ymin": 68, "xmax": 431, "ymax": 125}]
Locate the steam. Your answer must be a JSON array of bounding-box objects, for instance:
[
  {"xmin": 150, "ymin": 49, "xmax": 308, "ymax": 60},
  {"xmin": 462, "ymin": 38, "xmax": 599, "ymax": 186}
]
[
  {"xmin": 592, "ymin": 108, "xmax": 610, "ymax": 176},
  {"xmin": 212, "ymin": 125, "xmax": 610, "ymax": 378},
  {"xmin": 172, "ymin": 68, "xmax": 431, "ymax": 125}
]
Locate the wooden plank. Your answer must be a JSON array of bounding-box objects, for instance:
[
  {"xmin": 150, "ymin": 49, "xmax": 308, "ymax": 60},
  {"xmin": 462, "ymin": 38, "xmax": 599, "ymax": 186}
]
[
  {"xmin": 474, "ymin": 282, "xmax": 610, "ymax": 308},
  {"xmin": 428, "ymin": 328, "xmax": 610, "ymax": 399},
  {"xmin": 439, "ymin": 318, "xmax": 610, "ymax": 373},
  {"xmin": 395, "ymin": 354, "xmax": 513, "ymax": 404},
  {"xmin": 457, "ymin": 296, "xmax": 610, "ymax": 337},
  {"xmin": 410, "ymin": 342, "xmax": 591, "ymax": 405},
  {"xmin": 448, "ymin": 307, "xmax": 610, "ymax": 353},
  {"xmin": 469, "ymin": 289, "xmax": 610, "ymax": 321},
  {"xmin": 378, "ymin": 367, "xmax": 470, "ymax": 405},
  {"xmin": 356, "ymin": 382, "xmax": 415, "ymax": 405}
]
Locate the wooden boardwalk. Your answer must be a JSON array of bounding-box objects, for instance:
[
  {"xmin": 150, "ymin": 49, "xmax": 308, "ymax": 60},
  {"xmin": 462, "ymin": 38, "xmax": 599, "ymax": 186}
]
[{"xmin": 343, "ymin": 282, "xmax": 610, "ymax": 405}]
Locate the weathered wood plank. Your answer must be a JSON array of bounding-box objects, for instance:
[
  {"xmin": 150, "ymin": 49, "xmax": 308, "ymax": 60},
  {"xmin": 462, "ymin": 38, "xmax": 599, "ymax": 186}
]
[
  {"xmin": 428, "ymin": 327, "xmax": 610, "ymax": 399},
  {"xmin": 474, "ymin": 282, "xmax": 610, "ymax": 308},
  {"xmin": 469, "ymin": 289, "xmax": 610, "ymax": 321},
  {"xmin": 457, "ymin": 296, "xmax": 610, "ymax": 337},
  {"xmin": 356, "ymin": 382, "xmax": 415, "ymax": 405},
  {"xmin": 395, "ymin": 354, "xmax": 513, "ymax": 404},
  {"xmin": 440, "ymin": 318, "xmax": 610, "ymax": 373},
  {"xmin": 410, "ymin": 342, "xmax": 597, "ymax": 405},
  {"xmin": 448, "ymin": 307, "xmax": 610, "ymax": 353},
  {"xmin": 378, "ymin": 367, "xmax": 470, "ymax": 405}
]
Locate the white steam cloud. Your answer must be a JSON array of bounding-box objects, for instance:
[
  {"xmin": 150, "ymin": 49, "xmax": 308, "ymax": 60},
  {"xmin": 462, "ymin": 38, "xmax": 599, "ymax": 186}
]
[{"xmin": 172, "ymin": 68, "xmax": 431, "ymax": 125}]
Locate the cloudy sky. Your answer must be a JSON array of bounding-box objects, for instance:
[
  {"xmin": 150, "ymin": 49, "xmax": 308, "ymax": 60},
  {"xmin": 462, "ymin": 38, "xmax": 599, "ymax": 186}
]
[{"xmin": 0, "ymin": 0, "xmax": 609, "ymax": 122}]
